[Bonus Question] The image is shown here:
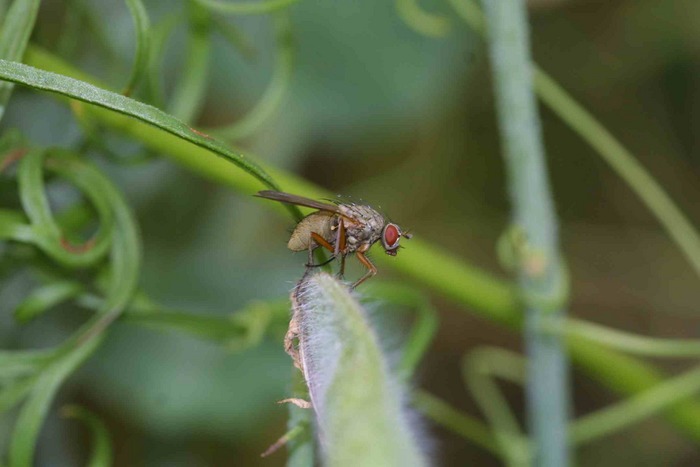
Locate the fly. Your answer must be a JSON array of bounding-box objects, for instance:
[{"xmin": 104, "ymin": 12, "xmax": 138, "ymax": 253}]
[{"xmin": 255, "ymin": 190, "xmax": 412, "ymax": 288}]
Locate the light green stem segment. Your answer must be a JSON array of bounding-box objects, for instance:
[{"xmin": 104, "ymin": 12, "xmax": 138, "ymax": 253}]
[{"xmin": 295, "ymin": 273, "xmax": 427, "ymax": 467}]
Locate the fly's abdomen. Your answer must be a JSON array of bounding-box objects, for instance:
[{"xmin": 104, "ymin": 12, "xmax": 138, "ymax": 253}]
[{"xmin": 287, "ymin": 212, "xmax": 335, "ymax": 251}]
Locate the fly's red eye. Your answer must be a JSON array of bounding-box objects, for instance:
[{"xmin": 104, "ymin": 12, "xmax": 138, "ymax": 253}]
[{"xmin": 384, "ymin": 224, "xmax": 400, "ymax": 248}]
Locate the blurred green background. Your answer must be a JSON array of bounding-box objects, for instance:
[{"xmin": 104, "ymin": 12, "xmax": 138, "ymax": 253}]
[{"xmin": 2, "ymin": 0, "xmax": 700, "ymax": 465}]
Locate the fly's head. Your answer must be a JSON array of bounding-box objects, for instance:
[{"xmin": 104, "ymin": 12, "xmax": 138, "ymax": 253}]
[{"xmin": 380, "ymin": 222, "xmax": 412, "ymax": 256}]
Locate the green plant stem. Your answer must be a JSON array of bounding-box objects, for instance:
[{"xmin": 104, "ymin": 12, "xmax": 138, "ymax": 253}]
[
  {"xmin": 168, "ymin": 2, "xmax": 211, "ymax": 123},
  {"xmin": 462, "ymin": 347, "xmax": 530, "ymax": 467},
  {"xmin": 413, "ymin": 390, "xmax": 499, "ymax": 455},
  {"xmin": 563, "ymin": 318, "xmax": 700, "ymax": 358},
  {"xmin": 122, "ymin": 0, "xmax": 150, "ymax": 96},
  {"xmin": 207, "ymin": 13, "xmax": 293, "ymax": 140},
  {"xmin": 395, "ymin": 0, "xmax": 450, "ymax": 37},
  {"xmin": 453, "ymin": 346, "xmax": 700, "ymax": 451},
  {"xmin": 61, "ymin": 405, "xmax": 113, "ymax": 467},
  {"xmin": 482, "ymin": 2, "xmax": 570, "ymax": 465},
  {"xmin": 571, "ymin": 365, "xmax": 700, "ymax": 446},
  {"xmin": 193, "ymin": 0, "xmax": 301, "ymax": 15},
  {"xmin": 363, "ymin": 282, "xmax": 438, "ymax": 379},
  {"xmin": 17, "ymin": 44, "xmax": 700, "ymax": 444}
]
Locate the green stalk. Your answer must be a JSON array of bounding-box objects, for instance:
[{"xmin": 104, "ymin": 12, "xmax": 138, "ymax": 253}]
[
  {"xmin": 482, "ymin": 2, "xmax": 570, "ymax": 465},
  {"xmin": 571, "ymin": 365, "xmax": 700, "ymax": 446}
]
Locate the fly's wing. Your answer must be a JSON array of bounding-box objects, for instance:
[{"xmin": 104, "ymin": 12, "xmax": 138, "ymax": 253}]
[
  {"xmin": 288, "ymin": 211, "xmax": 335, "ymax": 251},
  {"xmin": 256, "ymin": 190, "xmax": 341, "ymax": 214}
]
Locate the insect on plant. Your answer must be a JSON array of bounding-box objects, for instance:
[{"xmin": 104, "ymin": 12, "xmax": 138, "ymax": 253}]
[{"xmin": 256, "ymin": 190, "xmax": 412, "ymax": 288}]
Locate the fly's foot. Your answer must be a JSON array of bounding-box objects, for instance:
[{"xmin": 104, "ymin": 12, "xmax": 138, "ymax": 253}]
[{"xmin": 305, "ymin": 255, "xmax": 336, "ymax": 269}]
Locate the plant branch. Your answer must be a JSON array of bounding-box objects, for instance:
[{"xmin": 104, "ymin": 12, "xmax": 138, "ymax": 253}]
[{"xmin": 482, "ymin": 2, "xmax": 571, "ymax": 465}]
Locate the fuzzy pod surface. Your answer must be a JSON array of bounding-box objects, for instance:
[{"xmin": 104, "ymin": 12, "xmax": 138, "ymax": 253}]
[{"xmin": 293, "ymin": 272, "xmax": 429, "ymax": 467}]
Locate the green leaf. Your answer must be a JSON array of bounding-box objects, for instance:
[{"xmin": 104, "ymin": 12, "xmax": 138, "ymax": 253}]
[
  {"xmin": 395, "ymin": 0, "xmax": 450, "ymax": 38},
  {"xmin": 0, "ymin": 58, "xmax": 300, "ymax": 218},
  {"xmin": 364, "ymin": 282, "xmax": 438, "ymax": 380},
  {"xmin": 209, "ymin": 13, "xmax": 293, "ymax": 140},
  {"xmin": 17, "ymin": 149, "xmax": 113, "ymax": 267},
  {"xmin": 412, "ymin": 390, "xmax": 499, "ymax": 455},
  {"xmin": 1, "ymin": 152, "xmax": 139, "ymax": 465},
  {"xmin": 167, "ymin": 2, "xmax": 211, "ymax": 123},
  {"xmin": 0, "ymin": 0, "xmax": 40, "ymax": 121},
  {"xmin": 61, "ymin": 405, "xmax": 113, "ymax": 467},
  {"xmin": 294, "ymin": 273, "xmax": 428, "ymax": 467},
  {"xmin": 0, "ymin": 209, "xmax": 33, "ymax": 242},
  {"xmin": 14, "ymin": 280, "xmax": 84, "ymax": 324},
  {"xmin": 0, "ymin": 376, "xmax": 38, "ymax": 415},
  {"xmin": 122, "ymin": 0, "xmax": 151, "ymax": 96},
  {"xmin": 8, "ymin": 336, "xmax": 101, "ymax": 467},
  {"xmin": 146, "ymin": 11, "xmax": 183, "ymax": 107},
  {"xmin": 211, "ymin": 15, "xmax": 256, "ymax": 60},
  {"xmin": 0, "ymin": 349, "xmax": 54, "ymax": 383},
  {"xmin": 194, "ymin": 0, "xmax": 302, "ymax": 15},
  {"xmin": 118, "ymin": 299, "xmax": 288, "ymax": 348},
  {"xmin": 46, "ymin": 150, "xmax": 141, "ymax": 340}
]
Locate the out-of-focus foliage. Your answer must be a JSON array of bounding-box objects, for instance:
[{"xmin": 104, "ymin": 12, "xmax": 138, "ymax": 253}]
[{"xmin": 1, "ymin": 0, "xmax": 700, "ymax": 465}]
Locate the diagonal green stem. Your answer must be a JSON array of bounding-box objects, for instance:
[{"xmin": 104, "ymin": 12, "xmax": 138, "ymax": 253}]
[
  {"xmin": 571, "ymin": 365, "xmax": 700, "ymax": 446},
  {"xmin": 562, "ymin": 318, "xmax": 700, "ymax": 358},
  {"xmin": 462, "ymin": 347, "xmax": 530, "ymax": 466},
  {"xmin": 413, "ymin": 390, "xmax": 499, "ymax": 455}
]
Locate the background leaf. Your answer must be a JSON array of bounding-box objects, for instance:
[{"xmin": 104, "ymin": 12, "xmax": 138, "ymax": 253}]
[
  {"xmin": 8, "ymin": 336, "xmax": 101, "ymax": 467},
  {"xmin": 61, "ymin": 405, "xmax": 113, "ymax": 467},
  {"xmin": 0, "ymin": 0, "xmax": 39, "ymax": 121},
  {"xmin": 122, "ymin": 0, "xmax": 151, "ymax": 96}
]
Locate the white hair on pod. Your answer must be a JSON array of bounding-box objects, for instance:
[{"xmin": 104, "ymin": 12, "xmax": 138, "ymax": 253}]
[{"xmin": 291, "ymin": 272, "xmax": 432, "ymax": 467}]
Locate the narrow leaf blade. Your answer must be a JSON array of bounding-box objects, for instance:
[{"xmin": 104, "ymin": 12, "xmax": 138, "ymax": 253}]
[{"xmin": 0, "ymin": 0, "xmax": 40, "ymax": 121}]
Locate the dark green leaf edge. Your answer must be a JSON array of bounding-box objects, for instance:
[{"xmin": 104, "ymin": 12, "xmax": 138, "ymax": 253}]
[
  {"xmin": 122, "ymin": 0, "xmax": 151, "ymax": 96},
  {"xmin": 0, "ymin": 59, "xmax": 301, "ymax": 218}
]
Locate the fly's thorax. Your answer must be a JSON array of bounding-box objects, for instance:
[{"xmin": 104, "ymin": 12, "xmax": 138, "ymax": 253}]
[{"xmin": 339, "ymin": 204, "xmax": 385, "ymax": 250}]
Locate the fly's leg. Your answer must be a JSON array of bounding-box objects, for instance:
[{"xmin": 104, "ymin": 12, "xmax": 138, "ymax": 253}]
[
  {"xmin": 339, "ymin": 254, "xmax": 347, "ymax": 278},
  {"xmin": 335, "ymin": 219, "xmax": 347, "ymax": 279},
  {"xmin": 305, "ymin": 232, "xmax": 336, "ymax": 268},
  {"xmin": 352, "ymin": 245, "xmax": 377, "ymax": 288}
]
